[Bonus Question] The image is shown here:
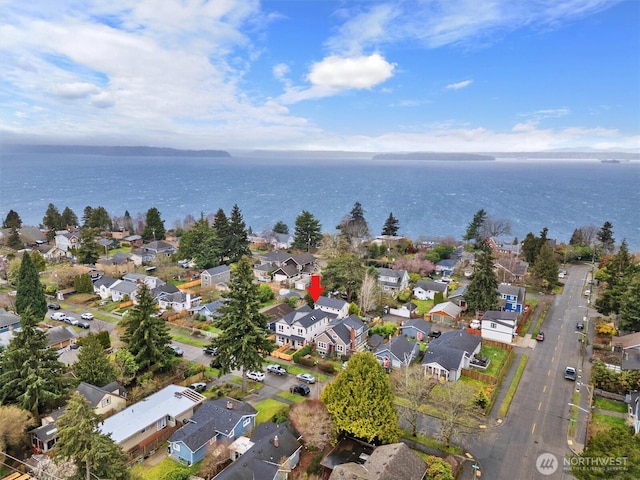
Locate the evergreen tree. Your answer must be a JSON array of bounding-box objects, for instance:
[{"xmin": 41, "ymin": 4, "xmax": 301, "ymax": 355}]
[
  {"xmin": 0, "ymin": 307, "xmax": 69, "ymax": 418},
  {"xmin": 15, "ymin": 252, "xmax": 47, "ymax": 319},
  {"xmin": 2, "ymin": 209, "xmax": 22, "ymax": 229},
  {"xmin": 210, "ymin": 259, "xmax": 276, "ymax": 393},
  {"xmin": 618, "ymin": 272, "xmax": 640, "ymax": 332},
  {"xmin": 123, "ymin": 210, "xmax": 134, "ymax": 234},
  {"xmin": 321, "ymin": 351, "xmax": 400, "ymax": 444},
  {"xmin": 121, "ymin": 284, "xmax": 172, "ymax": 372},
  {"xmin": 465, "ymin": 245, "xmax": 499, "ymax": 314},
  {"xmin": 142, "ymin": 207, "xmax": 166, "ymax": 241},
  {"xmin": 55, "ymin": 392, "xmax": 129, "ymax": 480},
  {"xmin": 87, "ymin": 206, "xmax": 112, "ymax": 231},
  {"xmin": 597, "ymin": 221, "xmax": 615, "ymax": 256},
  {"xmin": 595, "ymin": 241, "xmax": 638, "ymax": 317},
  {"xmin": 338, "ymin": 201, "xmax": 370, "ymax": 243},
  {"xmin": 7, "ymin": 227, "xmax": 23, "ymax": 250},
  {"xmin": 531, "ymin": 243, "xmax": 559, "ymax": 291},
  {"xmin": 212, "ymin": 208, "xmax": 230, "ymax": 263},
  {"xmin": 178, "ymin": 214, "xmax": 221, "ymax": 269},
  {"xmin": 43, "ymin": 203, "xmax": 63, "ymax": 232},
  {"xmin": 76, "ymin": 228, "xmax": 100, "ymax": 265},
  {"xmin": 30, "ymin": 251, "xmax": 46, "ymax": 272},
  {"xmin": 227, "ymin": 204, "xmax": 250, "ymax": 262},
  {"xmin": 74, "ymin": 272, "xmax": 94, "ymax": 294},
  {"xmin": 322, "ymin": 254, "xmax": 366, "ymax": 303},
  {"xmin": 521, "ymin": 232, "xmax": 539, "ymax": 264},
  {"xmin": 82, "ymin": 206, "xmax": 94, "ymax": 227},
  {"xmin": 381, "ymin": 212, "xmax": 399, "ymax": 236},
  {"xmin": 273, "ymin": 221, "xmax": 289, "ymax": 234},
  {"xmin": 60, "ymin": 207, "xmax": 78, "ymax": 229},
  {"xmin": 292, "ymin": 210, "xmax": 322, "ymax": 251},
  {"xmin": 569, "ymin": 228, "xmax": 584, "ymax": 245},
  {"xmin": 73, "ymin": 334, "xmax": 115, "ymax": 386},
  {"xmin": 463, "ymin": 209, "xmax": 487, "ymax": 243}
]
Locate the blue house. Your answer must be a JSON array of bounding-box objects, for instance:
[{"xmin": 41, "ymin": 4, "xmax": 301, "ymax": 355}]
[
  {"xmin": 399, "ymin": 318, "xmax": 432, "ymax": 341},
  {"xmin": 169, "ymin": 397, "xmax": 257, "ymax": 466},
  {"xmin": 498, "ymin": 284, "xmax": 526, "ymax": 313}
]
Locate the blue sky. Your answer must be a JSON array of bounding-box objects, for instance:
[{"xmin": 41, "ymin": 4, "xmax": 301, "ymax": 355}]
[{"xmin": 1, "ymin": 0, "xmax": 638, "ymax": 152}]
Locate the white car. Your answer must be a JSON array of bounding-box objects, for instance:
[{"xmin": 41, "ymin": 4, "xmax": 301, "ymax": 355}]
[
  {"xmin": 296, "ymin": 373, "xmax": 316, "ymax": 384},
  {"xmin": 584, "ymin": 289, "xmax": 591, "ymax": 297},
  {"xmin": 246, "ymin": 371, "xmax": 265, "ymax": 382},
  {"xmin": 64, "ymin": 316, "xmax": 79, "ymax": 326},
  {"xmin": 81, "ymin": 312, "xmax": 94, "ymax": 320},
  {"xmin": 51, "ymin": 312, "xmax": 67, "ymax": 321},
  {"xmin": 266, "ymin": 364, "xmax": 287, "ymax": 375}
]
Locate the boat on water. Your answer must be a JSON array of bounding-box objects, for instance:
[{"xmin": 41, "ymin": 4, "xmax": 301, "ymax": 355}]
[{"xmin": 601, "ymin": 159, "xmax": 621, "ymax": 163}]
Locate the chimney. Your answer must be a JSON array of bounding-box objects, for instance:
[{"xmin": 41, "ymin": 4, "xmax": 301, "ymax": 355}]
[
  {"xmin": 273, "ymin": 435, "xmax": 279, "ymax": 447},
  {"xmin": 350, "ymin": 327, "xmax": 356, "ymax": 350},
  {"xmin": 227, "ymin": 401, "xmax": 234, "ymax": 409}
]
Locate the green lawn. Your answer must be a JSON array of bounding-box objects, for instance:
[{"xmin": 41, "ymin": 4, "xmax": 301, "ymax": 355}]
[
  {"xmin": 277, "ymin": 390, "xmax": 308, "ymax": 403},
  {"xmin": 592, "ymin": 412, "xmax": 627, "ymax": 429},
  {"xmin": 130, "ymin": 456, "xmax": 199, "ymax": 480},
  {"xmin": 411, "ymin": 299, "xmax": 433, "ymax": 315},
  {"xmin": 170, "ymin": 332, "xmax": 209, "ymax": 347},
  {"xmin": 594, "ymin": 397, "xmax": 627, "ymax": 413},
  {"xmin": 498, "ymin": 354, "xmax": 528, "ymax": 418},
  {"xmin": 254, "ymin": 398, "xmax": 290, "ymax": 424},
  {"xmin": 478, "ymin": 346, "xmax": 509, "ymax": 377}
]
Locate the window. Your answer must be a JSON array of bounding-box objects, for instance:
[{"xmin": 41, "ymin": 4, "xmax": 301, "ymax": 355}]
[
  {"xmin": 490, "ymin": 322, "xmax": 497, "ymax": 329},
  {"xmin": 317, "ymin": 342, "xmax": 327, "ymax": 350},
  {"xmin": 242, "ymin": 417, "xmax": 251, "ymax": 427},
  {"xmin": 173, "ymin": 443, "xmax": 180, "ymax": 452},
  {"xmin": 277, "ymin": 324, "xmax": 284, "ymax": 332},
  {"xmin": 157, "ymin": 417, "xmax": 167, "ymax": 430},
  {"xmin": 101, "ymin": 397, "xmax": 111, "ymax": 408},
  {"xmin": 337, "ymin": 345, "xmax": 344, "ymax": 353}
]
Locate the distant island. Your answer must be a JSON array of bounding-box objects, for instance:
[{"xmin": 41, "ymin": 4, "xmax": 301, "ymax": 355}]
[
  {"xmin": 3, "ymin": 144, "xmax": 231, "ymax": 158},
  {"xmin": 371, "ymin": 152, "xmax": 495, "ymax": 161}
]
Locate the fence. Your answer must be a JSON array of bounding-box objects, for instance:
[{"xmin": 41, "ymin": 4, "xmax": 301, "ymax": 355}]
[
  {"xmin": 178, "ymin": 279, "xmax": 201, "ymax": 290},
  {"xmin": 462, "ymin": 348, "xmax": 515, "ymax": 387},
  {"xmin": 271, "ymin": 343, "xmax": 295, "ymax": 361},
  {"xmin": 167, "ymin": 310, "xmax": 190, "ymax": 323},
  {"xmin": 594, "ymin": 388, "xmax": 626, "ymax": 402}
]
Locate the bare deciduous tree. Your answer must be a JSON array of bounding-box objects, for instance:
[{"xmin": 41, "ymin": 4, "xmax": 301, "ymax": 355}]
[
  {"xmin": 390, "ymin": 365, "xmax": 436, "ymax": 436},
  {"xmin": 32, "ymin": 456, "xmax": 77, "ymax": 480},
  {"xmin": 289, "ymin": 400, "xmax": 334, "ymax": 452},
  {"xmin": 318, "ymin": 233, "xmax": 350, "ymax": 260},
  {"xmin": 0, "ymin": 405, "xmax": 34, "ymax": 466},
  {"xmin": 432, "ymin": 381, "xmax": 478, "ymax": 445},
  {"xmin": 358, "ymin": 271, "xmax": 380, "ymax": 315},
  {"xmin": 199, "ymin": 440, "xmax": 231, "ymax": 479},
  {"xmin": 479, "ymin": 216, "xmax": 512, "ymax": 239}
]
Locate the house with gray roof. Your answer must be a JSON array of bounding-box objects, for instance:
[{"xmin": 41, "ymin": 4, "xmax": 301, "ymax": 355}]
[
  {"xmin": 374, "ymin": 335, "xmax": 420, "ymax": 370},
  {"xmin": 109, "ymin": 279, "xmax": 139, "ymax": 302},
  {"xmin": 497, "ymin": 283, "xmax": 527, "ymax": 313},
  {"xmin": 201, "ymin": 265, "xmax": 231, "ymax": 287},
  {"xmin": 98, "ymin": 385, "xmax": 205, "ymax": 460},
  {"xmin": 413, "ymin": 280, "xmax": 448, "ymax": 300},
  {"xmin": 216, "ymin": 422, "xmax": 302, "ymax": 480},
  {"xmin": 448, "ymin": 284, "xmax": 468, "ymax": 310},
  {"xmin": 45, "ymin": 326, "xmax": 76, "ymax": 351},
  {"xmin": 328, "ymin": 442, "xmax": 426, "ymax": 480},
  {"xmin": 422, "ymin": 330, "xmax": 481, "ymax": 381},
  {"xmin": 399, "ymin": 318, "xmax": 432, "ymax": 341},
  {"xmin": 272, "ymin": 306, "xmax": 336, "ymax": 349},
  {"xmin": 93, "ymin": 276, "xmax": 119, "ymax": 300},
  {"xmin": 314, "ymin": 314, "xmax": 369, "ymax": 358},
  {"xmin": 428, "ymin": 301, "xmax": 462, "ymax": 326},
  {"xmin": 481, "ymin": 310, "xmax": 518, "ymax": 344},
  {"xmin": 314, "ymin": 295, "xmax": 349, "ymax": 319},
  {"xmin": 0, "ymin": 308, "xmax": 21, "ymax": 333},
  {"xmin": 54, "ymin": 229, "xmax": 80, "ymax": 252},
  {"xmin": 76, "ymin": 381, "xmax": 127, "ymax": 416},
  {"xmin": 192, "ymin": 298, "xmax": 227, "ymax": 320},
  {"xmin": 377, "ymin": 268, "xmax": 410, "ymax": 295},
  {"xmin": 169, "ymin": 397, "xmax": 257, "ymax": 466},
  {"xmin": 435, "ymin": 259, "xmax": 458, "ymax": 276}
]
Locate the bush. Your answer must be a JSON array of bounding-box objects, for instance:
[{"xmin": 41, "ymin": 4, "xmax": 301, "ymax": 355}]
[
  {"xmin": 293, "ymin": 345, "xmax": 313, "ymax": 363},
  {"xmin": 318, "ymin": 361, "xmax": 335, "ymax": 374},
  {"xmin": 306, "ymin": 454, "xmax": 323, "ymax": 475},
  {"xmin": 297, "ymin": 356, "xmax": 316, "ymax": 367}
]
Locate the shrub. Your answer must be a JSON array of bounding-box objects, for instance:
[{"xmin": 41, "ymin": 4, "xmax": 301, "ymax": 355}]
[
  {"xmin": 318, "ymin": 361, "xmax": 335, "ymax": 374},
  {"xmin": 293, "ymin": 345, "xmax": 313, "ymax": 363},
  {"xmin": 297, "ymin": 356, "xmax": 316, "ymax": 367},
  {"xmin": 307, "ymin": 454, "xmax": 323, "ymax": 475}
]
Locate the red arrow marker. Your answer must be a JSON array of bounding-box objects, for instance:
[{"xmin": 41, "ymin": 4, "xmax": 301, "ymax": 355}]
[{"xmin": 307, "ymin": 275, "xmax": 324, "ymax": 302}]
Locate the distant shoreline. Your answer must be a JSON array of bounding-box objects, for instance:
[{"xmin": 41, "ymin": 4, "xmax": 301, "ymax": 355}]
[{"xmin": 1, "ymin": 144, "xmax": 231, "ymax": 158}]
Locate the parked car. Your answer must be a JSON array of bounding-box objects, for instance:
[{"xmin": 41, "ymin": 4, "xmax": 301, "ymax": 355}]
[
  {"xmin": 81, "ymin": 312, "xmax": 94, "ymax": 320},
  {"xmin": 48, "ymin": 303, "xmax": 61, "ymax": 310},
  {"xmin": 536, "ymin": 331, "xmax": 545, "ymax": 341},
  {"xmin": 70, "ymin": 343, "xmax": 80, "ymax": 350},
  {"xmin": 584, "ymin": 289, "xmax": 591, "ymax": 297},
  {"xmin": 169, "ymin": 344, "xmax": 184, "ymax": 357},
  {"xmin": 296, "ymin": 373, "xmax": 316, "ymax": 384},
  {"xmin": 564, "ymin": 366, "xmax": 577, "ymax": 381},
  {"xmin": 203, "ymin": 346, "xmax": 218, "ymax": 356},
  {"xmin": 64, "ymin": 316, "xmax": 79, "ymax": 326},
  {"xmin": 290, "ymin": 384, "xmax": 311, "ymax": 396},
  {"xmin": 189, "ymin": 382, "xmax": 207, "ymax": 392},
  {"xmin": 98, "ymin": 300, "xmax": 110, "ymax": 306},
  {"xmin": 576, "ymin": 321, "xmax": 584, "ymax": 330},
  {"xmin": 51, "ymin": 312, "xmax": 67, "ymax": 321},
  {"xmin": 78, "ymin": 321, "xmax": 90, "ymax": 329},
  {"xmin": 428, "ymin": 330, "xmax": 442, "ymax": 339},
  {"xmin": 266, "ymin": 364, "xmax": 287, "ymax": 375},
  {"xmin": 247, "ymin": 371, "xmax": 265, "ymax": 382}
]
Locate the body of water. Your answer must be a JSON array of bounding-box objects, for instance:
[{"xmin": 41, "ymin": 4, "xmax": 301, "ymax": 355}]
[{"xmin": 1, "ymin": 153, "xmax": 638, "ymax": 251}]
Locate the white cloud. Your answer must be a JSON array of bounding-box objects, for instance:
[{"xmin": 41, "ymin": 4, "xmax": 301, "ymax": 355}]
[
  {"xmin": 446, "ymin": 80, "xmax": 473, "ymax": 90},
  {"xmin": 49, "ymin": 82, "xmax": 100, "ymax": 99},
  {"xmin": 307, "ymin": 53, "xmax": 395, "ymax": 90}
]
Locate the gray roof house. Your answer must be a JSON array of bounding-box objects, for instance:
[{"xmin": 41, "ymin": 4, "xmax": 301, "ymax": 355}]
[
  {"xmin": 328, "ymin": 442, "xmax": 427, "ymax": 480},
  {"xmin": 109, "ymin": 279, "xmax": 139, "ymax": 302},
  {"xmin": 169, "ymin": 397, "xmax": 257, "ymax": 466},
  {"xmin": 448, "ymin": 285, "xmax": 468, "ymax": 310},
  {"xmin": 45, "ymin": 326, "xmax": 76, "ymax": 351},
  {"xmin": 76, "ymin": 381, "xmax": 127, "ymax": 416},
  {"xmin": 192, "ymin": 299, "xmax": 227, "ymax": 320},
  {"xmin": 374, "ymin": 335, "xmax": 420, "ymax": 370},
  {"xmin": 216, "ymin": 422, "xmax": 302, "ymax": 480},
  {"xmin": 497, "ymin": 284, "xmax": 527, "ymax": 313},
  {"xmin": 93, "ymin": 276, "xmax": 119, "ymax": 299},
  {"xmin": 0, "ymin": 308, "xmax": 21, "ymax": 333},
  {"xmin": 272, "ymin": 306, "xmax": 337, "ymax": 349},
  {"xmin": 378, "ymin": 268, "xmax": 410, "ymax": 295},
  {"xmin": 314, "ymin": 314, "xmax": 369, "ymax": 358},
  {"xmin": 399, "ymin": 318, "xmax": 432, "ymax": 341},
  {"xmin": 201, "ymin": 265, "xmax": 231, "ymax": 287},
  {"xmin": 422, "ymin": 330, "xmax": 482, "ymax": 381},
  {"xmin": 314, "ymin": 295, "xmax": 349, "ymax": 319},
  {"xmin": 413, "ymin": 280, "xmax": 448, "ymax": 300}
]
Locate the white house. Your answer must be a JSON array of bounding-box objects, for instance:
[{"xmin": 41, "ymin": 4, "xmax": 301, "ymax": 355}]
[
  {"xmin": 109, "ymin": 279, "xmax": 139, "ymax": 302},
  {"xmin": 413, "ymin": 280, "xmax": 448, "ymax": 300},
  {"xmin": 481, "ymin": 310, "xmax": 518, "ymax": 344},
  {"xmin": 314, "ymin": 296, "xmax": 349, "ymax": 319},
  {"xmin": 378, "ymin": 268, "xmax": 410, "ymax": 295},
  {"xmin": 271, "ymin": 306, "xmax": 336, "ymax": 349}
]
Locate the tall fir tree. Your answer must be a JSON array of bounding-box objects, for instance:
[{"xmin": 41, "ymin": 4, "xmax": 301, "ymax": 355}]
[
  {"xmin": 178, "ymin": 214, "xmax": 221, "ymax": 269},
  {"xmin": 55, "ymin": 392, "xmax": 129, "ymax": 480},
  {"xmin": 463, "ymin": 209, "xmax": 487, "ymax": 243},
  {"xmin": 465, "ymin": 244, "xmax": 499, "ymax": 314},
  {"xmin": 339, "ymin": 201, "xmax": 370, "ymax": 243},
  {"xmin": 531, "ymin": 243, "xmax": 559, "ymax": 290},
  {"xmin": 73, "ymin": 334, "xmax": 116, "ymax": 388},
  {"xmin": 381, "ymin": 212, "xmax": 399, "ymax": 236},
  {"xmin": 76, "ymin": 228, "xmax": 101, "ymax": 265},
  {"xmin": 87, "ymin": 206, "xmax": 113, "ymax": 231},
  {"xmin": 82, "ymin": 206, "xmax": 94, "ymax": 227},
  {"xmin": 7, "ymin": 227, "xmax": 23, "ymax": 250},
  {"xmin": 212, "ymin": 208, "xmax": 230, "ymax": 263},
  {"xmin": 43, "ymin": 203, "xmax": 63, "ymax": 232},
  {"xmin": 227, "ymin": 204, "xmax": 251, "ymax": 262},
  {"xmin": 0, "ymin": 307, "xmax": 69, "ymax": 418},
  {"xmin": 2, "ymin": 209, "xmax": 22, "ymax": 229},
  {"xmin": 210, "ymin": 259, "xmax": 276, "ymax": 392},
  {"xmin": 292, "ymin": 210, "xmax": 322, "ymax": 251},
  {"xmin": 142, "ymin": 207, "xmax": 166, "ymax": 241},
  {"xmin": 273, "ymin": 221, "xmax": 289, "ymax": 234},
  {"xmin": 15, "ymin": 252, "xmax": 47, "ymax": 319},
  {"xmin": 597, "ymin": 221, "xmax": 615, "ymax": 256},
  {"xmin": 121, "ymin": 284, "xmax": 172, "ymax": 372},
  {"xmin": 123, "ymin": 210, "xmax": 134, "ymax": 234},
  {"xmin": 60, "ymin": 207, "xmax": 78, "ymax": 229},
  {"xmin": 321, "ymin": 351, "xmax": 400, "ymax": 444}
]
